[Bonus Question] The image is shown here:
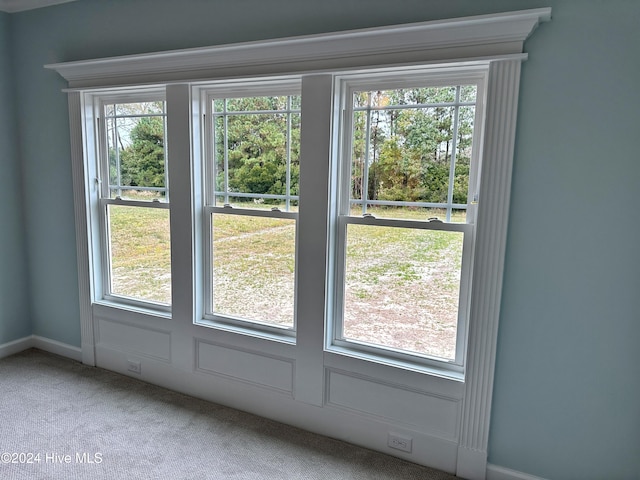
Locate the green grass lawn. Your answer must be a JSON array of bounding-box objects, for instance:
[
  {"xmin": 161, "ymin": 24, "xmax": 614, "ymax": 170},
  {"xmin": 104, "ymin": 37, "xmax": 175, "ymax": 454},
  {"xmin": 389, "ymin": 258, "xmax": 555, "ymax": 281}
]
[{"xmin": 108, "ymin": 204, "xmax": 464, "ymax": 360}]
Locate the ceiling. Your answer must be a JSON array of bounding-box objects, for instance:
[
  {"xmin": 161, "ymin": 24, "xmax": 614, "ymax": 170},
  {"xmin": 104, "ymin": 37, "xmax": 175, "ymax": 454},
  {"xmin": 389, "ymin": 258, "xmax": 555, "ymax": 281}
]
[{"xmin": 0, "ymin": 0, "xmax": 77, "ymax": 13}]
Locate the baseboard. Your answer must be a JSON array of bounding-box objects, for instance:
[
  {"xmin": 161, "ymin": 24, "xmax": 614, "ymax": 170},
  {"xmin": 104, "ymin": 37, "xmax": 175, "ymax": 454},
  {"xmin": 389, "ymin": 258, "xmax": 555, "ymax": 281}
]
[
  {"xmin": 0, "ymin": 336, "xmax": 34, "ymax": 359},
  {"xmin": 487, "ymin": 464, "xmax": 548, "ymax": 480},
  {"xmin": 32, "ymin": 335, "xmax": 82, "ymax": 362},
  {"xmin": 456, "ymin": 446, "xmax": 487, "ymax": 480},
  {"xmin": 0, "ymin": 335, "xmax": 82, "ymax": 362}
]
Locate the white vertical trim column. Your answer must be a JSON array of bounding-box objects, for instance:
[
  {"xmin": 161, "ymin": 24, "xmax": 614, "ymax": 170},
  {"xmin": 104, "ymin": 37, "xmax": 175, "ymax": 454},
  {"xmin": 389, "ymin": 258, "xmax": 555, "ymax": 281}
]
[
  {"xmin": 165, "ymin": 84, "xmax": 195, "ymax": 371},
  {"xmin": 294, "ymin": 75, "xmax": 334, "ymax": 405},
  {"xmin": 457, "ymin": 59, "xmax": 523, "ymax": 480},
  {"xmin": 68, "ymin": 91, "xmax": 95, "ymax": 366}
]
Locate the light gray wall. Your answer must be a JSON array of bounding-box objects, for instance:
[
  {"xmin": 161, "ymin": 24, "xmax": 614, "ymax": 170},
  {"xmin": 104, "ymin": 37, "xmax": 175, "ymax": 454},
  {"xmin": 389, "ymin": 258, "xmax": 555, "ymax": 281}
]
[
  {"xmin": 0, "ymin": 11, "xmax": 31, "ymax": 344},
  {"xmin": 8, "ymin": 0, "xmax": 640, "ymax": 478},
  {"xmin": 489, "ymin": 2, "xmax": 640, "ymax": 478}
]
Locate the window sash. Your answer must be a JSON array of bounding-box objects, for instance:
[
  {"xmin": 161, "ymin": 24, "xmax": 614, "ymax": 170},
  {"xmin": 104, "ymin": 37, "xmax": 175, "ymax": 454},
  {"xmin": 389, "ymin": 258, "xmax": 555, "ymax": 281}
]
[
  {"xmin": 202, "ymin": 206, "xmax": 298, "ymax": 335},
  {"xmin": 97, "ymin": 95, "xmax": 169, "ymax": 203},
  {"xmin": 331, "ymin": 72, "xmax": 484, "ymax": 368},
  {"xmin": 99, "ymin": 198, "xmax": 172, "ymax": 311},
  {"xmin": 331, "ymin": 215, "xmax": 473, "ymax": 368},
  {"xmin": 200, "ymin": 82, "xmax": 302, "ymax": 335},
  {"xmin": 95, "ymin": 93, "xmax": 172, "ymax": 312}
]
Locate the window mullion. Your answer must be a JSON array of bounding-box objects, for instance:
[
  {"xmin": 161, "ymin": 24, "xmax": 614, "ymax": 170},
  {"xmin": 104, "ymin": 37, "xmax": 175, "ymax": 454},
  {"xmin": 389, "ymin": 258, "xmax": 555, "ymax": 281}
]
[
  {"xmin": 286, "ymin": 95, "xmax": 292, "ymax": 211},
  {"xmin": 223, "ymin": 99, "xmax": 229, "ymax": 205},
  {"xmin": 166, "ymin": 84, "xmax": 194, "ymax": 327},
  {"xmin": 294, "ymin": 74, "xmax": 335, "ymax": 406},
  {"xmin": 446, "ymin": 86, "xmax": 461, "ymax": 222},
  {"xmin": 361, "ymin": 98, "xmax": 372, "ymax": 215},
  {"xmin": 111, "ymin": 110, "xmax": 122, "ymax": 198}
]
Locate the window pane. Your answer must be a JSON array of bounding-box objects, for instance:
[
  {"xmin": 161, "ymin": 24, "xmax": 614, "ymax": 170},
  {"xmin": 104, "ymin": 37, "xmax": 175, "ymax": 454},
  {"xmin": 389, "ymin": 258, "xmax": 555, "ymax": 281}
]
[
  {"xmin": 342, "ymin": 224, "xmax": 463, "ymax": 360},
  {"xmin": 107, "ymin": 205, "xmax": 171, "ymax": 305},
  {"xmin": 351, "ymin": 111, "xmax": 367, "ymax": 201},
  {"xmin": 212, "ymin": 95, "xmax": 300, "ymax": 212},
  {"xmin": 453, "ymin": 105, "xmax": 475, "ymax": 206},
  {"xmin": 354, "ymin": 87, "xmax": 457, "ymax": 108},
  {"xmin": 212, "ymin": 213, "xmax": 295, "ymax": 328},
  {"xmin": 106, "ymin": 101, "xmax": 167, "ymax": 201},
  {"xmin": 460, "ymin": 85, "xmax": 477, "ymax": 103},
  {"xmin": 350, "ymin": 86, "xmax": 476, "ymax": 221}
]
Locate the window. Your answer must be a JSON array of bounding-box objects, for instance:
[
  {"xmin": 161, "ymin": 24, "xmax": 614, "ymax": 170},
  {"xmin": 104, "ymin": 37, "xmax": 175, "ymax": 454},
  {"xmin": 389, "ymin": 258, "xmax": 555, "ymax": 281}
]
[
  {"xmin": 96, "ymin": 94, "xmax": 171, "ymax": 309},
  {"xmin": 201, "ymin": 83, "xmax": 301, "ymax": 332},
  {"xmin": 55, "ymin": 10, "xmax": 549, "ymax": 477},
  {"xmin": 330, "ymin": 71, "xmax": 485, "ymax": 369}
]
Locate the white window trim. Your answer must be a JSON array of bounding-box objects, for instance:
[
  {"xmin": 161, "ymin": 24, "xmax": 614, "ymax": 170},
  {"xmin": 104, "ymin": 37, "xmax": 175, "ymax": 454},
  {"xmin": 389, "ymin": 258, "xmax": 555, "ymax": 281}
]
[
  {"xmin": 52, "ymin": 8, "xmax": 550, "ymax": 479},
  {"xmin": 328, "ymin": 69, "xmax": 486, "ymax": 373},
  {"xmin": 198, "ymin": 82, "xmax": 302, "ymax": 336},
  {"xmin": 93, "ymin": 92, "xmax": 171, "ymax": 312}
]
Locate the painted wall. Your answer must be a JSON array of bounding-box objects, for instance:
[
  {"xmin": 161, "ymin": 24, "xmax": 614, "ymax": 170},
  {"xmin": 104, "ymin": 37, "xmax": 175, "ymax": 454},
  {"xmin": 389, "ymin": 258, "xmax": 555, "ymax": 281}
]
[
  {"xmin": 7, "ymin": 0, "xmax": 640, "ymax": 478},
  {"xmin": 0, "ymin": 12, "xmax": 31, "ymax": 344}
]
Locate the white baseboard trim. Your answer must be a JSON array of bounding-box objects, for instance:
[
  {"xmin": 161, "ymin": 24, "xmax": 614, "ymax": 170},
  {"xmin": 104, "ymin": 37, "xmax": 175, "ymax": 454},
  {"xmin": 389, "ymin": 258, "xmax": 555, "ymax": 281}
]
[
  {"xmin": 0, "ymin": 336, "xmax": 34, "ymax": 359},
  {"xmin": 487, "ymin": 464, "xmax": 548, "ymax": 480},
  {"xmin": 457, "ymin": 446, "xmax": 487, "ymax": 480},
  {"xmin": 0, "ymin": 335, "xmax": 82, "ymax": 362},
  {"xmin": 32, "ymin": 335, "xmax": 82, "ymax": 362}
]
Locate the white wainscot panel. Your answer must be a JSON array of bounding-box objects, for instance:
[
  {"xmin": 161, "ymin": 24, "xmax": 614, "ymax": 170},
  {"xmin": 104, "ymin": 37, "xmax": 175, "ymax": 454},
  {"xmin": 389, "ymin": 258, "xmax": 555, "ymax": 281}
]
[
  {"xmin": 326, "ymin": 369, "xmax": 460, "ymax": 440},
  {"xmin": 96, "ymin": 318, "xmax": 172, "ymax": 362},
  {"xmin": 195, "ymin": 340, "xmax": 294, "ymax": 395}
]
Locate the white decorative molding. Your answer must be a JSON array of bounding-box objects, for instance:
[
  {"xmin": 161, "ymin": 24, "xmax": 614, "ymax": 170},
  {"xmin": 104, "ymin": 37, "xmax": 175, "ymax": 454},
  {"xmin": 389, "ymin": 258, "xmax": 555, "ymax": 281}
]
[
  {"xmin": 457, "ymin": 59, "xmax": 523, "ymax": 480},
  {"xmin": 32, "ymin": 335, "xmax": 82, "ymax": 362},
  {"xmin": 0, "ymin": 336, "xmax": 33, "ymax": 358},
  {"xmin": 195, "ymin": 339, "xmax": 294, "ymax": 395},
  {"xmin": 487, "ymin": 464, "xmax": 549, "ymax": 480},
  {"xmin": 68, "ymin": 92, "xmax": 96, "ymax": 366},
  {"xmin": 325, "ymin": 369, "xmax": 460, "ymax": 439},
  {"xmin": 95, "ymin": 318, "xmax": 172, "ymax": 362},
  {"xmin": 45, "ymin": 8, "xmax": 551, "ymax": 89},
  {"xmin": 0, "ymin": 335, "xmax": 81, "ymax": 361},
  {"xmin": 0, "ymin": 0, "xmax": 76, "ymax": 13}
]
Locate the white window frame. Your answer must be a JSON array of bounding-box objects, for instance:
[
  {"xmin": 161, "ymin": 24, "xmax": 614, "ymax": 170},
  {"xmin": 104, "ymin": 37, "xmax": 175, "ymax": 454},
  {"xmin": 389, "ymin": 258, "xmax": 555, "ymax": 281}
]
[
  {"xmin": 90, "ymin": 88, "xmax": 172, "ymax": 313},
  {"xmin": 328, "ymin": 68, "xmax": 486, "ymax": 372},
  {"xmin": 196, "ymin": 79, "xmax": 302, "ymax": 337}
]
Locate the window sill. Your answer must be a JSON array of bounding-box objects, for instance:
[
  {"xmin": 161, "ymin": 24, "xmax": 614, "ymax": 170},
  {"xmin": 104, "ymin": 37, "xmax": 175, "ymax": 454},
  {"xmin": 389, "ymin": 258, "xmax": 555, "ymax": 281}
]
[
  {"xmin": 93, "ymin": 300, "xmax": 172, "ymax": 322},
  {"xmin": 195, "ymin": 317, "xmax": 296, "ymax": 346},
  {"xmin": 325, "ymin": 344, "xmax": 464, "ymax": 383}
]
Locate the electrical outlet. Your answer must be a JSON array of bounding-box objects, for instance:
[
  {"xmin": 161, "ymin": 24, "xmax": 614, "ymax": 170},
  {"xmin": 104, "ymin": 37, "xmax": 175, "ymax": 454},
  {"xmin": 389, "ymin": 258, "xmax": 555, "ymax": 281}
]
[
  {"xmin": 388, "ymin": 432, "xmax": 412, "ymax": 453},
  {"xmin": 127, "ymin": 360, "xmax": 141, "ymax": 374}
]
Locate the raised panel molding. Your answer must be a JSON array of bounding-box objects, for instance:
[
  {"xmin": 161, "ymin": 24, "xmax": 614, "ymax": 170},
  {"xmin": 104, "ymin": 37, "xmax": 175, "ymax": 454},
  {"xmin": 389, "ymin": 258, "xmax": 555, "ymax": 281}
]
[
  {"xmin": 195, "ymin": 340, "xmax": 294, "ymax": 395},
  {"xmin": 325, "ymin": 369, "xmax": 461, "ymax": 440},
  {"xmin": 96, "ymin": 318, "xmax": 172, "ymax": 362}
]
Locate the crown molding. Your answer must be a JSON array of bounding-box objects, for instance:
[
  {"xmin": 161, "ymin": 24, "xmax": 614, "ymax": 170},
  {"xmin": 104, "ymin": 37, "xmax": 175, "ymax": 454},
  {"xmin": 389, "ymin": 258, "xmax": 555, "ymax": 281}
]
[
  {"xmin": 46, "ymin": 8, "xmax": 551, "ymax": 89},
  {"xmin": 0, "ymin": 0, "xmax": 76, "ymax": 13}
]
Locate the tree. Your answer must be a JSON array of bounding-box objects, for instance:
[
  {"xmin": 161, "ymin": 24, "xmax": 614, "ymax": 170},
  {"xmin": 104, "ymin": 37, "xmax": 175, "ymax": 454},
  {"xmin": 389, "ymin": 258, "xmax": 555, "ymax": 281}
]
[
  {"xmin": 351, "ymin": 86, "xmax": 475, "ymax": 207},
  {"xmin": 215, "ymin": 96, "xmax": 300, "ymax": 203},
  {"xmin": 118, "ymin": 116, "xmax": 166, "ymax": 188}
]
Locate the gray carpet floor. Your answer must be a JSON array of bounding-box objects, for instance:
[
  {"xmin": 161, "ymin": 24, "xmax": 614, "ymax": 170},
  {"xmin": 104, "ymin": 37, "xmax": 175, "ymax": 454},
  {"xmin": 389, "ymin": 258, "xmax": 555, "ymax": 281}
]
[{"xmin": 0, "ymin": 349, "xmax": 456, "ymax": 479}]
